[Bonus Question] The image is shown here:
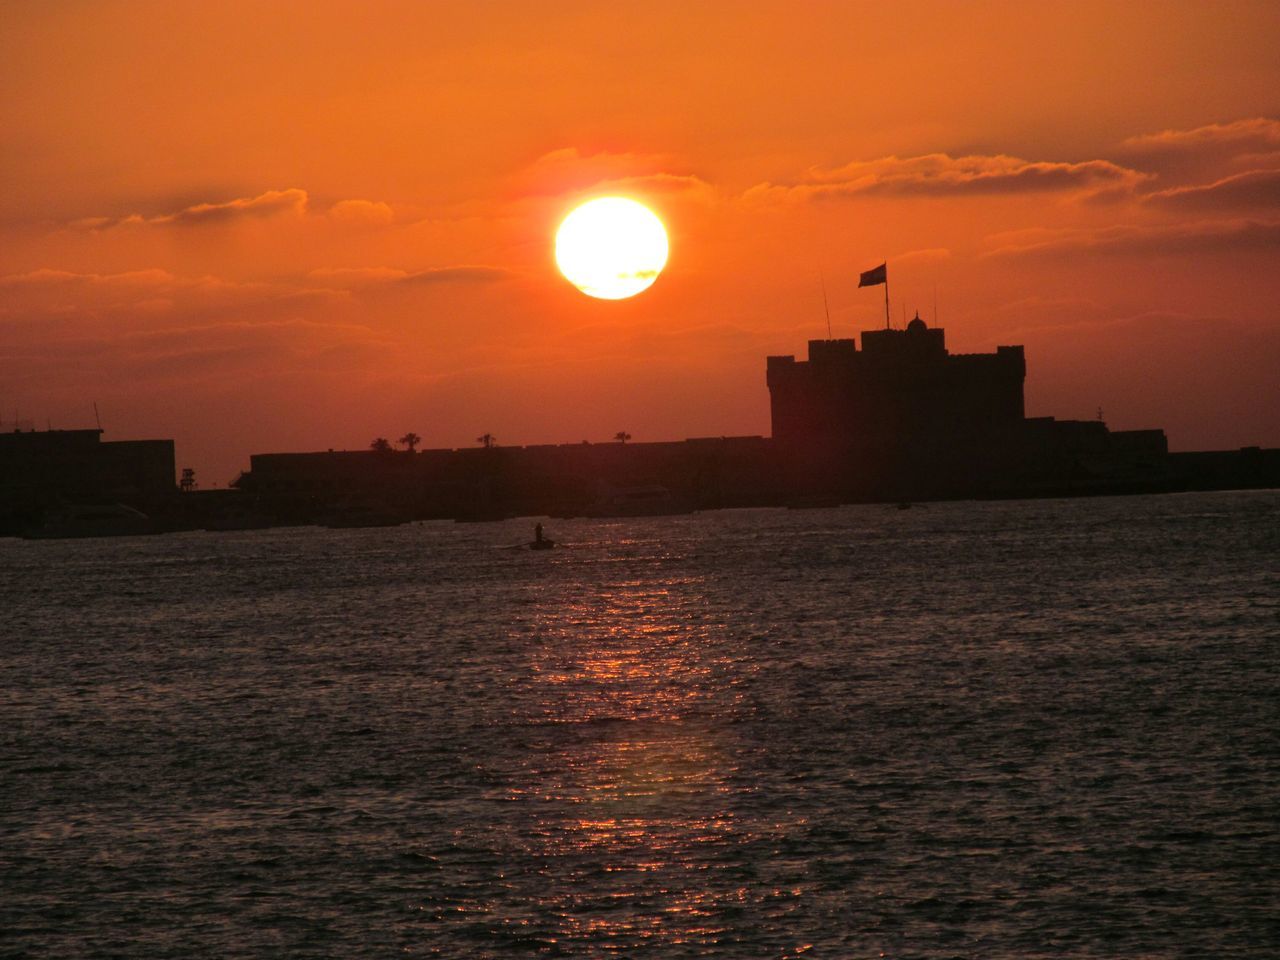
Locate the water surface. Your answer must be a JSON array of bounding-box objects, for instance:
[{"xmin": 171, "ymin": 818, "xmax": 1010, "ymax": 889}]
[{"xmin": 3, "ymin": 492, "xmax": 1277, "ymax": 957}]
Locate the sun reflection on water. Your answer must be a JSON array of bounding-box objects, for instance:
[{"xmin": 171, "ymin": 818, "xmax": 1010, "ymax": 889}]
[{"xmin": 513, "ymin": 571, "xmax": 751, "ymax": 951}]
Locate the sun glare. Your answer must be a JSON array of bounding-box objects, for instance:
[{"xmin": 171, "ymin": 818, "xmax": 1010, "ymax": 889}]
[{"xmin": 555, "ymin": 197, "xmax": 669, "ymax": 300}]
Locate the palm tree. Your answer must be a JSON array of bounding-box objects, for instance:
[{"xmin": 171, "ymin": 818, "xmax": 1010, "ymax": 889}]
[
  {"xmin": 370, "ymin": 437, "xmax": 392, "ymax": 453},
  {"xmin": 614, "ymin": 431, "xmax": 631, "ymax": 444},
  {"xmin": 476, "ymin": 433, "xmax": 496, "ymax": 449},
  {"xmin": 398, "ymin": 432, "xmax": 421, "ymax": 453}
]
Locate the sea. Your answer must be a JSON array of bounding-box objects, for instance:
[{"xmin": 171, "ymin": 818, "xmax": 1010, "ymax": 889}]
[{"xmin": 2, "ymin": 490, "xmax": 1277, "ymax": 959}]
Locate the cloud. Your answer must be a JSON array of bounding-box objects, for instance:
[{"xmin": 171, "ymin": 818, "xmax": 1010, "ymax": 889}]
[
  {"xmin": 527, "ymin": 147, "xmax": 681, "ymax": 183},
  {"xmin": 67, "ymin": 188, "xmax": 349, "ymax": 230},
  {"xmin": 0, "ymin": 316, "xmax": 391, "ymax": 384},
  {"xmin": 307, "ymin": 265, "xmax": 511, "ymax": 288},
  {"xmin": 0, "ymin": 267, "xmax": 180, "ymax": 289},
  {"xmin": 68, "ymin": 216, "xmax": 117, "ymax": 231},
  {"xmin": 519, "ymin": 147, "xmax": 716, "ymax": 203},
  {"xmin": 1117, "ymin": 118, "xmax": 1280, "ymax": 181},
  {"xmin": 987, "ymin": 295, "xmax": 1104, "ymax": 320},
  {"xmin": 589, "ymin": 172, "xmax": 716, "ymax": 200},
  {"xmin": 0, "ymin": 263, "xmax": 510, "ymax": 327},
  {"xmin": 0, "ymin": 268, "xmax": 252, "ymax": 312},
  {"xmin": 982, "ymin": 218, "xmax": 1280, "ymax": 259},
  {"xmin": 1027, "ymin": 309, "xmax": 1233, "ymax": 337},
  {"xmin": 0, "ymin": 267, "xmax": 286, "ymax": 298},
  {"xmin": 1143, "ymin": 168, "xmax": 1280, "ymax": 210},
  {"xmin": 747, "ymin": 153, "xmax": 1145, "ymax": 202},
  {"xmin": 0, "ymin": 267, "xmax": 326, "ymax": 324},
  {"xmin": 161, "ymin": 188, "xmax": 308, "ymax": 225},
  {"xmin": 895, "ymin": 247, "xmax": 951, "ymax": 265},
  {"xmin": 1121, "ymin": 118, "xmax": 1280, "ymax": 159},
  {"xmin": 327, "ymin": 199, "xmax": 395, "ymax": 226},
  {"xmin": 307, "ymin": 267, "xmax": 411, "ymax": 286},
  {"xmin": 397, "ymin": 266, "xmax": 510, "ymax": 286}
]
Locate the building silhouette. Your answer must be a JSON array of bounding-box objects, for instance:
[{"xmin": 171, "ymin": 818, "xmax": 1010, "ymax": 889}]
[
  {"xmin": 769, "ymin": 316, "xmax": 1026, "ymax": 447},
  {"xmin": 0, "ymin": 428, "xmax": 174, "ymax": 535},
  {"xmin": 237, "ymin": 320, "xmax": 1186, "ymax": 523},
  {"xmin": 2, "ymin": 326, "xmax": 1276, "ymax": 536},
  {"xmin": 767, "ymin": 317, "xmax": 1169, "ymax": 500}
]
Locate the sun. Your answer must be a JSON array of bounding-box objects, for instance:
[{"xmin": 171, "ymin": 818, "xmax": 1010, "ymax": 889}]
[{"xmin": 555, "ymin": 197, "xmax": 669, "ymax": 300}]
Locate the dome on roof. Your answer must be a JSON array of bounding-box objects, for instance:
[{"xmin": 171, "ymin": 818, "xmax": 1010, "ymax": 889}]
[{"xmin": 907, "ymin": 312, "xmax": 927, "ymax": 333}]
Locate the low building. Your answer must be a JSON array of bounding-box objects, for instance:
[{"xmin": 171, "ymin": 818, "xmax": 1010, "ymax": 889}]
[
  {"xmin": 238, "ymin": 436, "xmax": 781, "ymax": 523},
  {"xmin": 230, "ymin": 319, "xmax": 1277, "ymax": 522},
  {"xmin": 0, "ymin": 428, "xmax": 175, "ymax": 534}
]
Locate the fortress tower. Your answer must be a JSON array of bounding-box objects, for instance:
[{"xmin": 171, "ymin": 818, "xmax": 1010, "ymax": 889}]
[{"xmin": 766, "ymin": 316, "xmax": 1026, "ymax": 449}]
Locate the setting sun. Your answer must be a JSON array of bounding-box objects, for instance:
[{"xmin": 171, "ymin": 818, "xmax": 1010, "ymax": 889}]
[{"xmin": 555, "ymin": 197, "xmax": 669, "ymax": 300}]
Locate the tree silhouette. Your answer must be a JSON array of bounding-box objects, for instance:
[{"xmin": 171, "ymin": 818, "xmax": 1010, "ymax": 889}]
[
  {"xmin": 614, "ymin": 431, "xmax": 632, "ymax": 444},
  {"xmin": 398, "ymin": 432, "xmax": 421, "ymax": 453},
  {"xmin": 370, "ymin": 437, "xmax": 392, "ymax": 453},
  {"xmin": 476, "ymin": 433, "xmax": 496, "ymax": 449},
  {"xmin": 179, "ymin": 467, "xmax": 196, "ymax": 492}
]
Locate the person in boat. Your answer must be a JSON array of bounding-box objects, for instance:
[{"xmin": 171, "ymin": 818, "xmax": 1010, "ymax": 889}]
[{"xmin": 530, "ymin": 522, "xmax": 556, "ymax": 549}]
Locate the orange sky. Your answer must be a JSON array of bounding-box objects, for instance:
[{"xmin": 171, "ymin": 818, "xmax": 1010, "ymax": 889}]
[{"xmin": 3, "ymin": 1, "xmax": 1279, "ymax": 483}]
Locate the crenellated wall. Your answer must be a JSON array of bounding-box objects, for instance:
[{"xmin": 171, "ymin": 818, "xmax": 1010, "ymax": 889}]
[{"xmin": 767, "ymin": 321, "xmax": 1025, "ymax": 450}]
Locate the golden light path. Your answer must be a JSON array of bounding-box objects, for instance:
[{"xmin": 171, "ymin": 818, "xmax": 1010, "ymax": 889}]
[
  {"xmin": 555, "ymin": 197, "xmax": 669, "ymax": 300},
  {"xmin": 508, "ymin": 567, "xmax": 750, "ymax": 951}
]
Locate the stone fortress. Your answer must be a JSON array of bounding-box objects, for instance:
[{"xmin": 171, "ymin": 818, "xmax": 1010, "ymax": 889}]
[{"xmin": 2, "ymin": 321, "xmax": 1276, "ymax": 535}]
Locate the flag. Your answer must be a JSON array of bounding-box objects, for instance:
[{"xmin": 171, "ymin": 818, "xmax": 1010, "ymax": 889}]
[{"xmin": 858, "ymin": 262, "xmax": 887, "ymax": 287}]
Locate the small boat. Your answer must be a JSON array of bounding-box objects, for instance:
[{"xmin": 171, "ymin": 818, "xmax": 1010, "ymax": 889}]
[{"xmin": 529, "ymin": 523, "xmax": 555, "ymax": 550}]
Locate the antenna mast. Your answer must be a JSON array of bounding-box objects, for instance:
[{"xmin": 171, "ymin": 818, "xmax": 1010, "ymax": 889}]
[
  {"xmin": 93, "ymin": 401, "xmax": 103, "ymax": 432},
  {"xmin": 820, "ymin": 273, "xmax": 832, "ymax": 339},
  {"xmin": 883, "ymin": 256, "xmax": 890, "ymax": 329}
]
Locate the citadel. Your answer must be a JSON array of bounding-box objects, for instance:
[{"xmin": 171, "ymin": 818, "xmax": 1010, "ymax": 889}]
[{"xmin": 1, "ymin": 320, "xmax": 1275, "ymax": 535}]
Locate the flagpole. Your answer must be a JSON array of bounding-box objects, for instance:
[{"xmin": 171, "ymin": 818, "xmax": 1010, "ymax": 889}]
[
  {"xmin": 883, "ymin": 260, "xmax": 890, "ymax": 329},
  {"xmin": 821, "ymin": 272, "xmax": 832, "ymax": 339}
]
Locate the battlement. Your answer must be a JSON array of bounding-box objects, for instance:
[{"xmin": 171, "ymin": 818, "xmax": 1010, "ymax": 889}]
[{"xmin": 767, "ymin": 316, "xmax": 1026, "ymax": 446}]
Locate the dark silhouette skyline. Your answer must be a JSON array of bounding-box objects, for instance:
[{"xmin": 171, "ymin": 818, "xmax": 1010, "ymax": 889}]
[{"xmin": 7, "ymin": 326, "xmax": 1275, "ymax": 537}]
